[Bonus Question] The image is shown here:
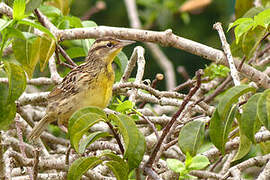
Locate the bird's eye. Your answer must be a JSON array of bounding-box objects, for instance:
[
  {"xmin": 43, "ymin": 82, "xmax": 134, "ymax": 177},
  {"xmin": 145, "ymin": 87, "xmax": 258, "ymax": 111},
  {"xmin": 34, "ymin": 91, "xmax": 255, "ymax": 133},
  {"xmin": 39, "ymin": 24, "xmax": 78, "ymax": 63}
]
[{"xmin": 106, "ymin": 42, "xmax": 113, "ymax": 48}]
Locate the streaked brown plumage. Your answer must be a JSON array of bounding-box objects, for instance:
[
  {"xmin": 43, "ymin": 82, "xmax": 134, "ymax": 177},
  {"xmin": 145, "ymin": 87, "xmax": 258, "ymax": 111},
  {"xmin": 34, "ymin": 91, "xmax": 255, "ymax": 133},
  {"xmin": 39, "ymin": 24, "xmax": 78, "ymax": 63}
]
[{"xmin": 28, "ymin": 37, "xmax": 135, "ymax": 140}]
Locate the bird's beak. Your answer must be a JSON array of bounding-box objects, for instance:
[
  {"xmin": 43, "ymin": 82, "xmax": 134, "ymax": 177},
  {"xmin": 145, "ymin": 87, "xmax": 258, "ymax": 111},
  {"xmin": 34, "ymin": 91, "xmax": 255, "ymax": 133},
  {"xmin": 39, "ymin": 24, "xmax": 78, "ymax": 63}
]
[{"xmin": 118, "ymin": 39, "xmax": 136, "ymax": 47}]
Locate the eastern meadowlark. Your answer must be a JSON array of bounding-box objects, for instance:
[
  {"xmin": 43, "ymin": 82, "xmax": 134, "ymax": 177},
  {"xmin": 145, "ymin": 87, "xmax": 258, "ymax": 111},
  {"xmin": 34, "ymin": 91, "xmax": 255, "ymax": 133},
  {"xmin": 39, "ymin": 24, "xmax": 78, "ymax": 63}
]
[{"xmin": 28, "ymin": 37, "xmax": 135, "ymax": 140}]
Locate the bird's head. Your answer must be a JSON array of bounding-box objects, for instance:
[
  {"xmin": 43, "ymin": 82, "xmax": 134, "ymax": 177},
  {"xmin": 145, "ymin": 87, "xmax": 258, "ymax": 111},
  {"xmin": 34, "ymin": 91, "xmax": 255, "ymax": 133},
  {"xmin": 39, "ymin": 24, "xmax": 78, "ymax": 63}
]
[{"xmin": 87, "ymin": 37, "xmax": 135, "ymax": 64}]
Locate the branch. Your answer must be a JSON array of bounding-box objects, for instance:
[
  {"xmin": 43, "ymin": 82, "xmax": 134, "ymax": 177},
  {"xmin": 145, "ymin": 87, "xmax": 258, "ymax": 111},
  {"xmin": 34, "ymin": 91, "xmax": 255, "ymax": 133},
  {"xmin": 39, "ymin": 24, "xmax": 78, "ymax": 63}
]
[{"xmin": 213, "ymin": 22, "xmax": 240, "ymax": 86}]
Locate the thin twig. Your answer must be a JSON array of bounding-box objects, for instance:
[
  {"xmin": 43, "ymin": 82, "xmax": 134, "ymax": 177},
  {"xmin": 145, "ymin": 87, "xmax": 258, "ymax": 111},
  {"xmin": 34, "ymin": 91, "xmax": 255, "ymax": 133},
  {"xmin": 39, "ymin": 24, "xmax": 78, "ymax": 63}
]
[
  {"xmin": 214, "ymin": 22, "xmax": 240, "ymax": 86},
  {"xmin": 57, "ymin": 45, "xmax": 78, "ymax": 67},
  {"xmin": 55, "ymin": 46, "xmax": 76, "ymax": 69},
  {"xmin": 144, "ymin": 69, "xmax": 202, "ymax": 168},
  {"xmin": 105, "ymin": 122, "xmax": 125, "ymax": 155},
  {"xmin": 32, "ymin": 148, "xmax": 40, "ymax": 180},
  {"xmin": 140, "ymin": 114, "xmax": 159, "ymax": 140},
  {"xmin": 65, "ymin": 145, "xmax": 72, "ymax": 165}
]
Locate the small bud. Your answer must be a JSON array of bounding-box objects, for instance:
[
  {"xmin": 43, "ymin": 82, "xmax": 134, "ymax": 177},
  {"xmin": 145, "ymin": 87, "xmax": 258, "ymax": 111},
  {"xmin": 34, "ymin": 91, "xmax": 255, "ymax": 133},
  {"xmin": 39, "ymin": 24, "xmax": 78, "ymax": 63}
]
[{"xmin": 156, "ymin": 73, "xmax": 164, "ymax": 81}]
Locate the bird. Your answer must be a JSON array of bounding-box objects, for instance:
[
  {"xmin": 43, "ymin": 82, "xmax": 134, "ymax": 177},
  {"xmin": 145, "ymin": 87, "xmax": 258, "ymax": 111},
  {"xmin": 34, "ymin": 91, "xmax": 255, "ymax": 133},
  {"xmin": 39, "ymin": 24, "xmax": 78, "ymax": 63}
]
[{"xmin": 28, "ymin": 37, "xmax": 135, "ymax": 140}]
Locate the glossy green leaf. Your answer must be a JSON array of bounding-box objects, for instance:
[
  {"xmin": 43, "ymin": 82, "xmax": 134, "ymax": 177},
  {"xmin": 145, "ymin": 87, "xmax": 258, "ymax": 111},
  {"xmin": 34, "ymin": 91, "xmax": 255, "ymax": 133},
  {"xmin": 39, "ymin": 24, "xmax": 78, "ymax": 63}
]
[
  {"xmin": 39, "ymin": 35, "xmax": 56, "ymax": 71},
  {"xmin": 69, "ymin": 112, "xmax": 104, "ymax": 153},
  {"xmin": 4, "ymin": 62, "xmax": 26, "ymax": 102},
  {"xmin": 18, "ymin": 19, "xmax": 55, "ymax": 40},
  {"xmin": 257, "ymin": 89, "xmax": 270, "ymax": 130},
  {"xmin": 166, "ymin": 159, "xmax": 185, "ymax": 173},
  {"xmin": 68, "ymin": 106, "xmax": 107, "ymax": 133},
  {"xmin": 114, "ymin": 51, "xmax": 128, "ymax": 82},
  {"xmin": 108, "ymin": 114, "xmax": 145, "ymax": 171},
  {"xmin": 233, "ymin": 130, "xmax": 252, "ymax": 161},
  {"xmin": 254, "ymin": 8, "xmax": 270, "ymax": 28},
  {"xmin": 178, "ymin": 120, "xmax": 205, "ymax": 156},
  {"xmin": 189, "ymin": 155, "xmax": 210, "ymax": 170},
  {"xmin": 243, "ymin": 7, "xmax": 265, "ymax": 18},
  {"xmin": 210, "ymin": 105, "xmax": 237, "ymax": 155},
  {"xmin": 13, "ymin": 0, "xmax": 26, "ymax": 20},
  {"xmin": 240, "ymin": 93, "xmax": 262, "ymax": 143},
  {"xmin": 235, "ymin": 0, "xmax": 254, "ymax": 19},
  {"xmin": 25, "ymin": 0, "xmax": 42, "ymax": 13},
  {"xmin": 242, "ymin": 26, "xmax": 266, "ymax": 59},
  {"xmin": 12, "ymin": 35, "xmax": 41, "ymax": 78},
  {"xmin": 105, "ymin": 161, "xmax": 129, "ymax": 180},
  {"xmin": 78, "ymin": 131, "xmax": 111, "ymax": 154},
  {"xmin": 115, "ymin": 100, "xmax": 134, "ymax": 113},
  {"xmin": 0, "ymin": 81, "xmax": 16, "ymax": 130},
  {"xmin": 217, "ymin": 85, "xmax": 256, "ymax": 120},
  {"xmin": 64, "ymin": 16, "xmax": 82, "ymax": 28},
  {"xmin": 234, "ymin": 18, "xmax": 254, "ymax": 44},
  {"xmin": 4, "ymin": 27, "xmax": 25, "ymax": 40},
  {"xmin": 67, "ymin": 157, "xmax": 102, "ymax": 180}
]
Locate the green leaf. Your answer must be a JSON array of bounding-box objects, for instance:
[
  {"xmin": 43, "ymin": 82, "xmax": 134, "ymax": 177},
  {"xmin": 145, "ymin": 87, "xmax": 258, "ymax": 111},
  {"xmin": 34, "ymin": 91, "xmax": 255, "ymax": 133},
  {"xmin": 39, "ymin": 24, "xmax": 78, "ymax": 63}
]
[
  {"xmin": 178, "ymin": 120, "xmax": 205, "ymax": 156},
  {"xmin": 13, "ymin": 0, "xmax": 26, "ymax": 20},
  {"xmin": 114, "ymin": 51, "xmax": 128, "ymax": 82},
  {"xmin": 166, "ymin": 159, "xmax": 185, "ymax": 173},
  {"xmin": 254, "ymin": 8, "xmax": 270, "ymax": 28},
  {"xmin": 235, "ymin": 0, "xmax": 254, "ymax": 19},
  {"xmin": 0, "ymin": 102, "xmax": 16, "ymax": 130},
  {"xmin": 108, "ymin": 114, "xmax": 145, "ymax": 171},
  {"xmin": 257, "ymin": 89, "xmax": 270, "ymax": 130},
  {"xmin": 0, "ymin": 20, "xmax": 13, "ymax": 33},
  {"xmin": 82, "ymin": 20, "xmax": 98, "ymax": 27},
  {"xmin": 39, "ymin": 5, "xmax": 62, "ymax": 17},
  {"xmin": 240, "ymin": 93, "xmax": 262, "ymax": 143},
  {"xmin": 210, "ymin": 105, "xmax": 237, "ymax": 155},
  {"xmin": 217, "ymin": 85, "xmax": 256, "ymax": 120},
  {"xmin": 69, "ymin": 112, "xmax": 104, "ymax": 153},
  {"xmin": 234, "ymin": 18, "xmax": 254, "ymax": 44},
  {"xmin": 243, "ymin": 7, "xmax": 265, "ymax": 18},
  {"xmin": 4, "ymin": 27, "xmax": 25, "ymax": 40},
  {"xmin": 25, "ymin": 0, "xmax": 42, "ymax": 13},
  {"xmin": 79, "ymin": 131, "xmax": 111, "ymax": 154},
  {"xmin": 65, "ymin": 47, "xmax": 86, "ymax": 59},
  {"xmin": 68, "ymin": 106, "xmax": 107, "ymax": 134},
  {"xmin": 105, "ymin": 161, "xmax": 129, "ymax": 180},
  {"xmin": 67, "ymin": 157, "xmax": 102, "ymax": 180},
  {"xmin": 102, "ymin": 152, "xmax": 129, "ymax": 180},
  {"xmin": 0, "ymin": 81, "xmax": 16, "ymax": 130},
  {"xmin": 242, "ymin": 26, "xmax": 266, "ymax": 59},
  {"xmin": 115, "ymin": 100, "xmax": 134, "ymax": 113},
  {"xmin": 188, "ymin": 155, "xmax": 210, "ymax": 170},
  {"xmin": 18, "ymin": 19, "xmax": 56, "ymax": 40},
  {"xmin": 4, "ymin": 62, "xmax": 26, "ymax": 102},
  {"xmin": 64, "ymin": 16, "xmax": 82, "ymax": 28},
  {"xmin": 228, "ymin": 18, "xmax": 253, "ymax": 31},
  {"xmin": 39, "ymin": 35, "xmax": 56, "ymax": 71},
  {"xmin": 232, "ymin": 130, "xmax": 252, "ymax": 161},
  {"xmin": 12, "ymin": 34, "xmax": 41, "ymax": 78}
]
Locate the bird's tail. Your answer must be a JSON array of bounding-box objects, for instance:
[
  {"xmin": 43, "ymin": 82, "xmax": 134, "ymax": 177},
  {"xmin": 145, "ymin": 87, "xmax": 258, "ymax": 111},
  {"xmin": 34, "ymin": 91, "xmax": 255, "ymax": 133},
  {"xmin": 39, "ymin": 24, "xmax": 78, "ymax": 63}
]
[{"xmin": 28, "ymin": 115, "xmax": 50, "ymax": 141}]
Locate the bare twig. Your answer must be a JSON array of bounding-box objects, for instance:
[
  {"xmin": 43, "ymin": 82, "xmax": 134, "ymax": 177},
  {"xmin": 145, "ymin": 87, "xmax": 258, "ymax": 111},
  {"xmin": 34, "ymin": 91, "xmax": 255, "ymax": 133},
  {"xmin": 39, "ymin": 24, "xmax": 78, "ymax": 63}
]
[
  {"xmin": 55, "ymin": 46, "xmax": 76, "ymax": 69},
  {"xmin": 144, "ymin": 69, "xmax": 202, "ymax": 169},
  {"xmin": 32, "ymin": 148, "xmax": 40, "ymax": 180},
  {"xmin": 105, "ymin": 122, "xmax": 124, "ymax": 155},
  {"xmin": 57, "ymin": 45, "xmax": 78, "ymax": 67},
  {"xmin": 214, "ymin": 22, "xmax": 240, "ymax": 86}
]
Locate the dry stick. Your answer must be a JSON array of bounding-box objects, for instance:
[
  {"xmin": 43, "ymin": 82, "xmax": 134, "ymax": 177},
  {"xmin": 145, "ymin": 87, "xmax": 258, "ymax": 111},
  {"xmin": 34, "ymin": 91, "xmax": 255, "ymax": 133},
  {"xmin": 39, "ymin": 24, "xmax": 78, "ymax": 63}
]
[
  {"xmin": 124, "ymin": 0, "xmax": 176, "ymax": 90},
  {"xmin": 144, "ymin": 69, "xmax": 202, "ymax": 169},
  {"xmin": 65, "ymin": 145, "xmax": 72, "ymax": 165},
  {"xmin": 57, "ymin": 45, "xmax": 78, "ymax": 67},
  {"xmin": 144, "ymin": 167, "xmax": 162, "ymax": 180},
  {"xmin": 105, "ymin": 122, "xmax": 124, "ymax": 155},
  {"xmin": 172, "ymin": 77, "xmax": 209, "ymax": 92},
  {"xmin": 15, "ymin": 115, "xmax": 33, "ymax": 180},
  {"xmin": 121, "ymin": 46, "xmax": 141, "ymax": 82},
  {"xmin": 140, "ymin": 114, "xmax": 159, "ymax": 140},
  {"xmin": 0, "ymin": 3, "xmax": 13, "ymax": 18},
  {"xmin": 138, "ymin": 73, "xmax": 164, "ymax": 109},
  {"xmin": 214, "ymin": 22, "xmax": 240, "ymax": 86},
  {"xmin": 55, "ymin": 46, "xmax": 75, "ymax": 69},
  {"xmin": 32, "ymin": 148, "xmax": 40, "ymax": 180},
  {"xmin": 129, "ymin": 46, "xmax": 145, "ymax": 103},
  {"xmin": 257, "ymin": 159, "xmax": 270, "ymax": 180},
  {"xmin": 204, "ymin": 76, "xmax": 232, "ymax": 103}
]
